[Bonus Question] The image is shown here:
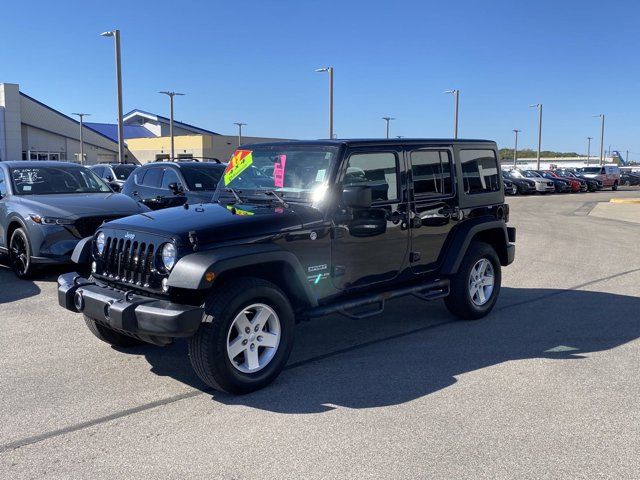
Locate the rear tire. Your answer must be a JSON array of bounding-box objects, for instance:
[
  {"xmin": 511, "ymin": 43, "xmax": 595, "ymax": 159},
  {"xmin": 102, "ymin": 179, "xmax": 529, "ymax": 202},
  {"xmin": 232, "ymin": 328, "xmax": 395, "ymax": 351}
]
[
  {"xmin": 445, "ymin": 242, "xmax": 501, "ymax": 320},
  {"xmin": 84, "ymin": 315, "xmax": 144, "ymax": 347},
  {"xmin": 188, "ymin": 277, "xmax": 295, "ymax": 394},
  {"xmin": 612, "ymin": 180, "xmax": 619, "ymax": 191}
]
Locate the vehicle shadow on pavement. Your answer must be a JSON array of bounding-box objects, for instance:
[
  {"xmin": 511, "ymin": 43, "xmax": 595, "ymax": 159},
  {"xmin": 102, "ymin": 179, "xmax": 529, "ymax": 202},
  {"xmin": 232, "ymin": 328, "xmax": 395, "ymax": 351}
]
[
  {"xmin": 0, "ymin": 266, "xmax": 41, "ymax": 304},
  {"xmin": 139, "ymin": 287, "xmax": 640, "ymax": 413}
]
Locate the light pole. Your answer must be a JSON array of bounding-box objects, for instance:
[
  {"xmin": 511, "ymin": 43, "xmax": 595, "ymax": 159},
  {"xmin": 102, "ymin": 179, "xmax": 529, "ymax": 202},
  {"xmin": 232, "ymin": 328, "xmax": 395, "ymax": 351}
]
[
  {"xmin": 382, "ymin": 117, "xmax": 395, "ymax": 139},
  {"xmin": 159, "ymin": 91, "xmax": 184, "ymax": 161},
  {"xmin": 512, "ymin": 129, "xmax": 521, "ymax": 168},
  {"xmin": 315, "ymin": 67, "xmax": 334, "ymax": 139},
  {"xmin": 100, "ymin": 29, "xmax": 125, "ymax": 164},
  {"xmin": 234, "ymin": 122, "xmax": 247, "ymax": 147},
  {"xmin": 529, "ymin": 103, "xmax": 543, "ymax": 169},
  {"xmin": 72, "ymin": 113, "xmax": 90, "ymax": 165},
  {"xmin": 444, "ymin": 89, "xmax": 460, "ymax": 138},
  {"xmin": 586, "ymin": 136, "xmax": 593, "ymax": 165},
  {"xmin": 593, "ymin": 114, "xmax": 605, "ymax": 165}
]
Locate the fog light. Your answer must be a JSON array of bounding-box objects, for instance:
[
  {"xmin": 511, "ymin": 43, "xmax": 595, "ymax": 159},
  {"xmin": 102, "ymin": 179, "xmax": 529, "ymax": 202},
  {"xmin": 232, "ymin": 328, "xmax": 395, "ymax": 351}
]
[
  {"xmin": 162, "ymin": 278, "xmax": 169, "ymax": 292},
  {"xmin": 91, "ymin": 261, "xmax": 97, "ymax": 273},
  {"xmin": 74, "ymin": 291, "xmax": 84, "ymax": 311}
]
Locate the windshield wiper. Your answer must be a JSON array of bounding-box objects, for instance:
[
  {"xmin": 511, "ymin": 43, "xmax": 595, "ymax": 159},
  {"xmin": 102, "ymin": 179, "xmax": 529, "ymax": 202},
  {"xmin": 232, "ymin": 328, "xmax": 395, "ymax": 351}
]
[
  {"xmin": 263, "ymin": 190, "xmax": 289, "ymax": 208},
  {"xmin": 223, "ymin": 187, "xmax": 243, "ymax": 204}
]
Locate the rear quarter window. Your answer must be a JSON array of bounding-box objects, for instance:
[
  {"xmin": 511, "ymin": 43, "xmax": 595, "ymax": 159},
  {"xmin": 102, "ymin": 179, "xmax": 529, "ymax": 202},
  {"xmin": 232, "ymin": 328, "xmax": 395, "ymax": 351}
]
[{"xmin": 460, "ymin": 149, "xmax": 500, "ymax": 194}]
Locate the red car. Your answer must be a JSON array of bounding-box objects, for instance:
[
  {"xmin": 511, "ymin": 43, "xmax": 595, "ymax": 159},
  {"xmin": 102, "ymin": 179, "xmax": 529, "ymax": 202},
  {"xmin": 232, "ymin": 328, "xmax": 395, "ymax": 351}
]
[{"xmin": 540, "ymin": 170, "xmax": 583, "ymax": 192}]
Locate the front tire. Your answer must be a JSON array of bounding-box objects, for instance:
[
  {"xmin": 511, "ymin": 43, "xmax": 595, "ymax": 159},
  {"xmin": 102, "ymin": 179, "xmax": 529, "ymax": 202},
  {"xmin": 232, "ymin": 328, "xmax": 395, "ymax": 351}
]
[
  {"xmin": 612, "ymin": 180, "xmax": 619, "ymax": 191},
  {"xmin": 9, "ymin": 228, "xmax": 36, "ymax": 279},
  {"xmin": 189, "ymin": 277, "xmax": 295, "ymax": 394},
  {"xmin": 84, "ymin": 315, "xmax": 144, "ymax": 347},
  {"xmin": 444, "ymin": 242, "xmax": 502, "ymax": 320}
]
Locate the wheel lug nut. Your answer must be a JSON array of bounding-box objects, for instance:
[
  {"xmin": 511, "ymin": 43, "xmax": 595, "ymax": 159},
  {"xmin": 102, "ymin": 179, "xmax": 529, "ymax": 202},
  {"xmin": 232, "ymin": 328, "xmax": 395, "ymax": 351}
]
[
  {"xmin": 242, "ymin": 339, "xmax": 248, "ymax": 345},
  {"xmin": 250, "ymin": 343, "xmax": 255, "ymax": 349},
  {"xmin": 245, "ymin": 327, "xmax": 250, "ymax": 334},
  {"xmin": 257, "ymin": 335, "xmax": 263, "ymax": 342},
  {"xmin": 254, "ymin": 325, "xmax": 260, "ymax": 332}
]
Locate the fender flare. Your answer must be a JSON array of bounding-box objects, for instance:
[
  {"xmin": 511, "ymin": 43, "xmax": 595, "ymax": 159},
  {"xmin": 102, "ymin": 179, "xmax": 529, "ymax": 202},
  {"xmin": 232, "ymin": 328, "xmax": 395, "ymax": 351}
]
[
  {"xmin": 167, "ymin": 244, "xmax": 318, "ymax": 307},
  {"xmin": 439, "ymin": 219, "xmax": 509, "ymax": 275},
  {"xmin": 71, "ymin": 237, "xmax": 94, "ymax": 264}
]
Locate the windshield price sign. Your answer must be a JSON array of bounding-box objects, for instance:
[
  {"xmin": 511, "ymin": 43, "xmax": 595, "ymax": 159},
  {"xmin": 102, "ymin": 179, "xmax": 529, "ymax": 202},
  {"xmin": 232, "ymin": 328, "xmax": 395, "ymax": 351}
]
[{"xmin": 224, "ymin": 150, "xmax": 253, "ymax": 185}]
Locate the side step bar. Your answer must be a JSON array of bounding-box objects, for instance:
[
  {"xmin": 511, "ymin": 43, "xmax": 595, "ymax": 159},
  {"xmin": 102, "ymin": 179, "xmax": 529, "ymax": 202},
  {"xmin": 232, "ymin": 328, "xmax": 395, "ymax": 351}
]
[{"xmin": 305, "ymin": 278, "xmax": 450, "ymax": 320}]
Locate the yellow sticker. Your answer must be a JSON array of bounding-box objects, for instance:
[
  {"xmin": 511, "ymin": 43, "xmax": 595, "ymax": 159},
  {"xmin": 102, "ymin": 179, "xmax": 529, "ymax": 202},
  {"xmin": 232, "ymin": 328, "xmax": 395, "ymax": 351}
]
[
  {"xmin": 224, "ymin": 150, "xmax": 253, "ymax": 185},
  {"xmin": 226, "ymin": 205, "xmax": 254, "ymax": 216}
]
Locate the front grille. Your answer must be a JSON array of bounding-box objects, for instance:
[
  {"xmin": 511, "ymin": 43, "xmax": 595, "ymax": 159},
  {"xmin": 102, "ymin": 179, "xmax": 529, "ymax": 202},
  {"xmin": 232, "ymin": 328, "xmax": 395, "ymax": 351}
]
[
  {"xmin": 74, "ymin": 216, "xmax": 120, "ymax": 237},
  {"xmin": 99, "ymin": 235, "xmax": 158, "ymax": 289}
]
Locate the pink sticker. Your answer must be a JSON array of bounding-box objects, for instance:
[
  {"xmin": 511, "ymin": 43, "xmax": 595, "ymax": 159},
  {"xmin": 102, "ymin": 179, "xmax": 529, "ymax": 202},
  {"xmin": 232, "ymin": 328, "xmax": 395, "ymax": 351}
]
[{"xmin": 273, "ymin": 155, "xmax": 287, "ymax": 188}]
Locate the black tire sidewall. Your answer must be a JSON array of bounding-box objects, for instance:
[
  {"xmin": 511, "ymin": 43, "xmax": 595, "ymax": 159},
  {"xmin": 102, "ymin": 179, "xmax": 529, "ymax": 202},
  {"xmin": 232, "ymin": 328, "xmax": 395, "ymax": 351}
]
[
  {"xmin": 192, "ymin": 278, "xmax": 295, "ymax": 394},
  {"xmin": 10, "ymin": 228, "xmax": 33, "ymax": 279}
]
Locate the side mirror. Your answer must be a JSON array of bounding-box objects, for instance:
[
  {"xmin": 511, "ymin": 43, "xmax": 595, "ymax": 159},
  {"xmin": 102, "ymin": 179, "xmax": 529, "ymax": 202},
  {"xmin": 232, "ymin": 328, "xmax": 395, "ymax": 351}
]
[
  {"xmin": 168, "ymin": 182, "xmax": 184, "ymax": 195},
  {"xmin": 105, "ymin": 175, "xmax": 114, "ymax": 182},
  {"xmin": 342, "ymin": 185, "xmax": 372, "ymax": 209}
]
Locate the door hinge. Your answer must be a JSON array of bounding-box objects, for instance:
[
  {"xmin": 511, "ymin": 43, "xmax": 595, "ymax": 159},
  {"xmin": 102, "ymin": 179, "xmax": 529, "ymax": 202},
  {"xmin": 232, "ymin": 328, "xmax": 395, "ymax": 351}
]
[{"xmin": 410, "ymin": 251, "xmax": 421, "ymax": 263}]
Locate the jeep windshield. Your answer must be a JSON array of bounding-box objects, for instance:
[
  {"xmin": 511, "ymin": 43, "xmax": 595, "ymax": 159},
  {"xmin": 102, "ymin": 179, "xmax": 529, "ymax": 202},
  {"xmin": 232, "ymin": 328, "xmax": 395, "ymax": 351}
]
[
  {"xmin": 10, "ymin": 166, "xmax": 112, "ymax": 195},
  {"xmin": 219, "ymin": 145, "xmax": 339, "ymax": 202}
]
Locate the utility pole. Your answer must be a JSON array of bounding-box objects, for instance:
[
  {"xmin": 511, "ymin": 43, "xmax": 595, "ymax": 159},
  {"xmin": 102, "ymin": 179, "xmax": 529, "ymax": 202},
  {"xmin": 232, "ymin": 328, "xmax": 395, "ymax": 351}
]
[
  {"xmin": 234, "ymin": 122, "xmax": 247, "ymax": 147},
  {"xmin": 593, "ymin": 114, "xmax": 605, "ymax": 165},
  {"xmin": 159, "ymin": 91, "xmax": 185, "ymax": 161},
  {"xmin": 315, "ymin": 67, "xmax": 334, "ymax": 139},
  {"xmin": 529, "ymin": 104, "xmax": 543, "ymax": 169},
  {"xmin": 512, "ymin": 129, "xmax": 521, "ymax": 168},
  {"xmin": 382, "ymin": 117, "xmax": 395, "ymax": 139},
  {"xmin": 586, "ymin": 136, "xmax": 592, "ymax": 165},
  {"xmin": 72, "ymin": 113, "xmax": 90, "ymax": 165},
  {"xmin": 444, "ymin": 89, "xmax": 460, "ymax": 138},
  {"xmin": 100, "ymin": 29, "xmax": 125, "ymax": 164}
]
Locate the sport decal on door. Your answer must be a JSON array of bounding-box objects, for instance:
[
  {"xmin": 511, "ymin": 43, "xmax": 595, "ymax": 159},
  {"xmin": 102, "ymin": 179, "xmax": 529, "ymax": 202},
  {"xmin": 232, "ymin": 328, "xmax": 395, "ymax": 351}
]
[{"xmin": 224, "ymin": 150, "xmax": 253, "ymax": 185}]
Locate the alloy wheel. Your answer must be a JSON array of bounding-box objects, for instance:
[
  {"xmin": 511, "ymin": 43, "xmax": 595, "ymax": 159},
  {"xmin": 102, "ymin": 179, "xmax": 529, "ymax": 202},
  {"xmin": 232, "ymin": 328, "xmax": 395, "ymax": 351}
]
[
  {"xmin": 226, "ymin": 303, "xmax": 281, "ymax": 374},
  {"xmin": 468, "ymin": 258, "xmax": 495, "ymax": 306},
  {"xmin": 10, "ymin": 233, "xmax": 29, "ymax": 277}
]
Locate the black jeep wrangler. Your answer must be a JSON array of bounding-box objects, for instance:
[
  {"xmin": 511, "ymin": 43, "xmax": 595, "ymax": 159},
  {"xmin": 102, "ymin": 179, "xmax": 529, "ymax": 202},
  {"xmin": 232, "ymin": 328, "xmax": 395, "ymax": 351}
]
[{"xmin": 58, "ymin": 139, "xmax": 515, "ymax": 394}]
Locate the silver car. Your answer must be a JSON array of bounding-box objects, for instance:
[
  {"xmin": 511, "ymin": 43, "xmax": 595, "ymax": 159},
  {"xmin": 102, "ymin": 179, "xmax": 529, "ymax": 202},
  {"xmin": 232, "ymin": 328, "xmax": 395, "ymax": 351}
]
[
  {"xmin": 508, "ymin": 170, "xmax": 555, "ymax": 193},
  {"xmin": 0, "ymin": 161, "xmax": 148, "ymax": 278}
]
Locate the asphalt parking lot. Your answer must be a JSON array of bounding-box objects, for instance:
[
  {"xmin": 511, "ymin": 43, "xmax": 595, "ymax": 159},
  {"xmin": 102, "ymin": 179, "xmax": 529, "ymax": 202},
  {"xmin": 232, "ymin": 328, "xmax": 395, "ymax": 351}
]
[{"xmin": 1, "ymin": 190, "xmax": 639, "ymax": 479}]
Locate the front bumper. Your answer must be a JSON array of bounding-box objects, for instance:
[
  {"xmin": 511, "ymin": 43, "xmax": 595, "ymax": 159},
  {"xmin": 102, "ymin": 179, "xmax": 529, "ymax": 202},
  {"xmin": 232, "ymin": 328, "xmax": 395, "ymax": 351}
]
[{"xmin": 58, "ymin": 272, "xmax": 203, "ymax": 340}]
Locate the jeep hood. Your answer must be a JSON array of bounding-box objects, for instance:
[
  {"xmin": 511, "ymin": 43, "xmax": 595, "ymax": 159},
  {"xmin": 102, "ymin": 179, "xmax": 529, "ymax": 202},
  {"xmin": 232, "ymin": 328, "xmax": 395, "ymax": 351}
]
[
  {"xmin": 103, "ymin": 201, "xmax": 323, "ymax": 246},
  {"xmin": 17, "ymin": 193, "xmax": 147, "ymax": 218}
]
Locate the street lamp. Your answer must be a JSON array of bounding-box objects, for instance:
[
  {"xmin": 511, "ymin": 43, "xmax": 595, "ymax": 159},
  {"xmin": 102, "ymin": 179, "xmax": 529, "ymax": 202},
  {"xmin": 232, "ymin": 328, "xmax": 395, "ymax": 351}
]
[
  {"xmin": 593, "ymin": 114, "xmax": 605, "ymax": 165},
  {"xmin": 72, "ymin": 113, "xmax": 90, "ymax": 165},
  {"xmin": 512, "ymin": 129, "xmax": 521, "ymax": 168},
  {"xmin": 159, "ymin": 91, "xmax": 185, "ymax": 161},
  {"xmin": 100, "ymin": 29, "xmax": 125, "ymax": 164},
  {"xmin": 234, "ymin": 122, "xmax": 247, "ymax": 147},
  {"xmin": 444, "ymin": 89, "xmax": 460, "ymax": 138},
  {"xmin": 315, "ymin": 67, "xmax": 334, "ymax": 139},
  {"xmin": 529, "ymin": 103, "xmax": 543, "ymax": 170},
  {"xmin": 586, "ymin": 136, "xmax": 593, "ymax": 165},
  {"xmin": 382, "ymin": 117, "xmax": 395, "ymax": 139}
]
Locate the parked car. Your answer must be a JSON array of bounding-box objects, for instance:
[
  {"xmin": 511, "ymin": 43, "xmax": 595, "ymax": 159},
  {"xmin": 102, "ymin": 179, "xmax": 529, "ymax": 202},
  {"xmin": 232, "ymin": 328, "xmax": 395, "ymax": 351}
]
[
  {"xmin": 502, "ymin": 170, "xmax": 536, "ymax": 194},
  {"xmin": 577, "ymin": 165, "xmax": 621, "ymax": 190},
  {"xmin": 90, "ymin": 163, "xmax": 138, "ymax": 192},
  {"xmin": 539, "ymin": 170, "xmax": 585, "ymax": 192},
  {"xmin": 58, "ymin": 139, "xmax": 516, "ymax": 394},
  {"xmin": 510, "ymin": 170, "xmax": 555, "ymax": 193},
  {"xmin": 120, "ymin": 161, "xmax": 228, "ymax": 210},
  {"xmin": 0, "ymin": 161, "xmax": 149, "ymax": 278},
  {"xmin": 554, "ymin": 168, "xmax": 601, "ymax": 192},
  {"xmin": 503, "ymin": 177, "xmax": 517, "ymax": 195},
  {"xmin": 620, "ymin": 171, "xmax": 640, "ymax": 186},
  {"xmin": 536, "ymin": 171, "xmax": 573, "ymax": 193}
]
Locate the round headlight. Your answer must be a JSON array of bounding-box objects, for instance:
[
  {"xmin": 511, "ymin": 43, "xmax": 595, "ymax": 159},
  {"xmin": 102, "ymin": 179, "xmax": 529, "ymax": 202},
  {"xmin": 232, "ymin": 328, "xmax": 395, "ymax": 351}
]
[
  {"xmin": 161, "ymin": 243, "xmax": 177, "ymax": 271},
  {"xmin": 96, "ymin": 232, "xmax": 106, "ymax": 255}
]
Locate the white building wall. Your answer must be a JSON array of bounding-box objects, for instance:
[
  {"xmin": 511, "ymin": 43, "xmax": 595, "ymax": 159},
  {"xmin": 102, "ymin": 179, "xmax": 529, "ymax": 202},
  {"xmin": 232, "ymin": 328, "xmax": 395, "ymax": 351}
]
[{"xmin": 0, "ymin": 83, "xmax": 23, "ymax": 161}]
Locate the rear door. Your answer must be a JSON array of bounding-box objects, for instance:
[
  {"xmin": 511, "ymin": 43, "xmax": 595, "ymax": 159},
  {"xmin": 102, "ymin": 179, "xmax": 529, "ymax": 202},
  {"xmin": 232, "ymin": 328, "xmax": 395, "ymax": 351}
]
[
  {"xmin": 407, "ymin": 147, "xmax": 458, "ymax": 273},
  {"xmin": 330, "ymin": 146, "xmax": 410, "ymax": 290}
]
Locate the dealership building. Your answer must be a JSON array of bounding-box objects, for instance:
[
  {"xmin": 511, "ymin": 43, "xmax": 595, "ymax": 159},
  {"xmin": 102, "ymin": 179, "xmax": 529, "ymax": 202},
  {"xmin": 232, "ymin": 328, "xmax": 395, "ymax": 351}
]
[{"xmin": 0, "ymin": 82, "xmax": 287, "ymax": 165}]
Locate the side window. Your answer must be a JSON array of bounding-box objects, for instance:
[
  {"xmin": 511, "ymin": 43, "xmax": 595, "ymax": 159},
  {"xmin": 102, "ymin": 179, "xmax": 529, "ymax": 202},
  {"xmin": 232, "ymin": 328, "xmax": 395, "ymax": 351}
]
[
  {"xmin": 0, "ymin": 170, "xmax": 6, "ymax": 196},
  {"xmin": 161, "ymin": 168, "xmax": 182, "ymax": 189},
  {"xmin": 141, "ymin": 168, "xmax": 163, "ymax": 188},
  {"xmin": 92, "ymin": 166, "xmax": 104, "ymax": 177},
  {"xmin": 410, "ymin": 150, "xmax": 452, "ymax": 196},
  {"xmin": 343, "ymin": 152, "xmax": 398, "ymax": 202},
  {"xmin": 460, "ymin": 149, "xmax": 500, "ymax": 194}
]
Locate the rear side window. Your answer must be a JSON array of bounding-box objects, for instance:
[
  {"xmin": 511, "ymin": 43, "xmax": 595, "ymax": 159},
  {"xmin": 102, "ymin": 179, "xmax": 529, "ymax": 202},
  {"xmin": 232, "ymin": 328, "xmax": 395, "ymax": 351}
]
[
  {"xmin": 92, "ymin": 166, "xmax": 105, "ymax": 177},
  {"xmin": 410, "ymin": 150, "xmax": 453, "ymax": 196},
  {"xmin": 0, "ymin": 169, "xmax": 6, "ymax": 196},
  {"xmin": 460, "ymin": 149, "xmax": 500, "ymax": 194},
  {"xmin": 141, "ymin": 168, "xmax": 163, "ymax": 188}
]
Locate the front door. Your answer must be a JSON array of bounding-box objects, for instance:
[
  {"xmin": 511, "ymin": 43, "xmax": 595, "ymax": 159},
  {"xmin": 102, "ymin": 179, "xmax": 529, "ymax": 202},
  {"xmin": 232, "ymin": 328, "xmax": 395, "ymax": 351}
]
[
  {"xmin": 406, "ymin": 147, "xmax": 458, "ymax": 273},
  {"xmin": 331, "ymin": 147, "xmax": 410, "ymax": 290}
]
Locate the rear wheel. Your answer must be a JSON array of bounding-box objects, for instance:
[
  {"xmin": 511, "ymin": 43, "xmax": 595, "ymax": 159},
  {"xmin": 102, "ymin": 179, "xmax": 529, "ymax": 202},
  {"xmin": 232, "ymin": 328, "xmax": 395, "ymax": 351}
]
[
  {"xmin": 189, "ymin": 277, "xmax": 295, "ymax": 394},
  {"xmin": 612, "ymin": 180, "xmax": 619, "ymax": 191},
  {"xmin": 445, "ymin": 242, "xmax": 501, "ymax": 320},
  {"xmin": 9, "ymin": 228, "xmax": 36, "ymax": 279},
  {"xmin": 84, "ymin": 315, "xmax": 144, "ymax": 347}
]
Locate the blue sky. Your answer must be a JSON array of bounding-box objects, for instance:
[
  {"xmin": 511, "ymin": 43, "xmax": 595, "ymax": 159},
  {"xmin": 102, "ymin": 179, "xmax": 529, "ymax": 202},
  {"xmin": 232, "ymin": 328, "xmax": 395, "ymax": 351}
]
[{"xmin": 1, "ymin": 0, "xmax": 639, "ymax": 159}]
